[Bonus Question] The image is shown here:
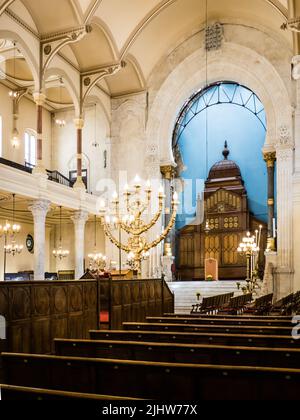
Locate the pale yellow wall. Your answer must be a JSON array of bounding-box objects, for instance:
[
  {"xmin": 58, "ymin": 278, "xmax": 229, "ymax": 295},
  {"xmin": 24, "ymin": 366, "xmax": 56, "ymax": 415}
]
[
  {"xmin": 52, "ymin": 105, "xmax": 110, "ymax": 193},
  {"xmin": 0, "ymin": 220, "xmax": 106, "ymax": 279},
  {"xmin": 50, "ymin": 221, "xmax": 106, "ymax": 276},
  {"xmin": 0, "ymin": 221, "xmax": 51, "ymax": 279},
  {"xmin": 0, "ymin": 83, "xmax": 52, "ymax": 169}
]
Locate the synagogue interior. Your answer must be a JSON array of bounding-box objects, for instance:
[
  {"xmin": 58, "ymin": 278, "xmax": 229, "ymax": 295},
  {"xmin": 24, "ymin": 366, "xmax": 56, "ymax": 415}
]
[{"xmin": 0, "ymin": 0, "xmax": 300, "ymax": 403}]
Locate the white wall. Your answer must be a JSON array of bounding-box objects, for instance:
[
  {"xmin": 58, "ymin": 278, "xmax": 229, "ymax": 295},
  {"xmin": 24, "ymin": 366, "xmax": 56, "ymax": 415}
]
[{"xmin": 0, "ymin": 83, "xmax": 52, "ymax": 169}]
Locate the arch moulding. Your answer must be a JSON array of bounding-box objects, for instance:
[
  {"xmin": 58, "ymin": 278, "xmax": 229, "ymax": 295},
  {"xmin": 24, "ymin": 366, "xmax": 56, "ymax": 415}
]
[{"xmin": 146, "ymin": 42, "xmax": 292, "ymax": 165}]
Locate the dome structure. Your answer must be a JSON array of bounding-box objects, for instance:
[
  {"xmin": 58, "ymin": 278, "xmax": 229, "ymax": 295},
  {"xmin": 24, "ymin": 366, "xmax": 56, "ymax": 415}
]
[{"xmin": 208, "ymin": 142, "xmax": 242, "ymax": 181}]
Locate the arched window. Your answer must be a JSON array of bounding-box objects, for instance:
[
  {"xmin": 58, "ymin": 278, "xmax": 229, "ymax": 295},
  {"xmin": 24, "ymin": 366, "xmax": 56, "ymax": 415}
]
[
  {"xmin": 24, "ymin": 130, "xmax": 36, "ymax": 166},
  {"xmin": 173, "ymin": 82, "xmax": 268, "ymax": 229}
]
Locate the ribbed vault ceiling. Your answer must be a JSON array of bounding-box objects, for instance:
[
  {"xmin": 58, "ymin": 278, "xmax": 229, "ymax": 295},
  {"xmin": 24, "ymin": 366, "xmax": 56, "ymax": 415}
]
[{"xmin": 0, "ymin": 0, "xmax": 293, "ymax": 103}]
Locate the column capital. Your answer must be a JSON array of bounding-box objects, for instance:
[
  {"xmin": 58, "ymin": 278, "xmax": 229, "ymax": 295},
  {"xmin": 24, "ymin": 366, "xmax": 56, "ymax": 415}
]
[
  {"xmin": 29, "ymin": 199, "xmax": 51, "ymax": 219},
  {"xmin": 263, "ymin": 151, "xmax": 276, "ymax": 167},
  {"xmin": 71, "ymin": 210, "xmax": 89, "ymax": 225},
  {"xmin": 33, "ymin": 92, "xmax": 46, "ymax": 106},
  {"xmin": 160, "ymin": 164, "xmax": 177, "ymax": 180},
  {"xmin": 74, "ymin": 118, "xmax": 85, "ymax": 130}
]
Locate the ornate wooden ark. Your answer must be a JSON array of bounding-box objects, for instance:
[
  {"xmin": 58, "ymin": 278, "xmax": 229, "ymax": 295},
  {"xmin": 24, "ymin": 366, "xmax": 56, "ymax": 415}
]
[{"xmin": 177, "ymin": 143, "xmax": 266, "ymax": 280}]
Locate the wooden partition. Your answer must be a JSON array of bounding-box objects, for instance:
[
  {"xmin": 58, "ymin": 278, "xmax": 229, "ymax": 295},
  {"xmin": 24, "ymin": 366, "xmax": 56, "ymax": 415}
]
[
  {"xmin": 0, "ymin": 277, "xmax": 174, "ymax": 353},
  {"xmin": 0, "ymin": 280, "xmax": 99, "ymax": 354},
  {"xmin": 100, "ymin": 278, "xmax": 174, "ymax": 330}
]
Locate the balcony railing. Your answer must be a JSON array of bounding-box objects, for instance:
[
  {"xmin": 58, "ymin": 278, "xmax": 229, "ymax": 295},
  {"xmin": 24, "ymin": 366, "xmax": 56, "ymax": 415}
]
[{"xmin": 0, "ymin": 158, "xmax": 73, "ymax": 189}]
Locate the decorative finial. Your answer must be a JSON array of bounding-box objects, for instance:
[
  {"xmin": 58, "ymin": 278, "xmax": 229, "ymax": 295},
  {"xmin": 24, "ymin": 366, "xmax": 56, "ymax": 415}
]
[{"xmin": 222, "ymin": 141, "xmax": 230, "ymax": 160}]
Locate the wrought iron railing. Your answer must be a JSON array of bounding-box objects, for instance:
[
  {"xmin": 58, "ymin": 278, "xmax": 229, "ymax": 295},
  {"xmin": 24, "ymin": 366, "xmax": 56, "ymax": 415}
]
[{"xmin": 0, "ymin": 158, "xmax": 73, "ymax": 189}]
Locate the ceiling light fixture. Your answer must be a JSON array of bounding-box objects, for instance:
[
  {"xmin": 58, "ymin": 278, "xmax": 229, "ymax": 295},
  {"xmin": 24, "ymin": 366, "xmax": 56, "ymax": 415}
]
[
  {"xmin": 53, "ymin": 206, "xmax": 69, "ymax": 260},
  {"xmin": 55, "ymin": 78, "xmax": 66, "ymax": 128},
  {"xmin": 92, "ymin": 103, "xmax": 100, "ymax": 148}
]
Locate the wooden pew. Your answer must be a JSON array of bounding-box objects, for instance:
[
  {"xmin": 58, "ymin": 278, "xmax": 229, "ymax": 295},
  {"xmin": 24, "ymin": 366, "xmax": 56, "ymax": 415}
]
[
  {"xmin": 0, "ymin": 384, "xmax": 140, "ymax": 401},
  {"xmin": 54, "ymin": 338, "xmax": 300, "ymax": 368},
  {"xmin": 271, "ymin": 293, "xmax": 295, "ymax": 315},
  {"xmin": 191, "ymin": 292, "xmax": 234, "ymax": 314},
  {"xmin": 218, "ymin": 293, "xmax": 253, "ymax": 315},
  {"xmin": 244, "ymin": 294, "xmax": 274, "ymax": 315},
  {"xmin": 122, "ymin": 322, "xmax": 293, "ymax": 336},
  {"xmin": 145, "ymin": 316, "xmax": 292, "ymax": 327},
  {"xmin": 2, "ymin": 352, "xmax": 300, "ymax": 400},
  {"xmin": 89, "ymin": 330, "xmax": 300, "ymax": 348},
  {"xmin": 163, "ymin": 313, "xmax": 293, "ymax": 320}
]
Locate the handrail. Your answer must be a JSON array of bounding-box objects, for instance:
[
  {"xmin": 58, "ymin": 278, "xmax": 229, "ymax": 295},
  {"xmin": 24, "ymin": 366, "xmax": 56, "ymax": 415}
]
[{"xmin": 0, "ymin": 157, "xmax": 73, "ymax": 188}]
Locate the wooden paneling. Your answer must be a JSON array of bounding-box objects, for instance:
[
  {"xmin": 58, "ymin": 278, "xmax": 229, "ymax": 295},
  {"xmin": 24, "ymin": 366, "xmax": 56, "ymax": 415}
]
[
  {"xmin": 0, "ymin": 280, "xmax": 99, "ymax": 354},
  {"xmin": 100, "ymin": 278, "xmax": 174, "ymax": 330}
]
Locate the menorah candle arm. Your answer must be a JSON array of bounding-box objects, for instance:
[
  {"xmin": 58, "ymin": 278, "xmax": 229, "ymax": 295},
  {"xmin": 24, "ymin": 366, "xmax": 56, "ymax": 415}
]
[
  {"xmin": 144, "ymin": 205, "xmax": 178, "ymax": 252},
  {"xmin": 142, "ymin": 202, "xmax": 164, "ymax": 234},
  {"xmin": 103, "ymin": 223, "xmax": 130, "ymax": 253}
]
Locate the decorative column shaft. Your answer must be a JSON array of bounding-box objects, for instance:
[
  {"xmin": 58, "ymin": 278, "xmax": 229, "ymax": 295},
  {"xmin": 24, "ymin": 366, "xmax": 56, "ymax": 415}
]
[
  {"xmin": 33, "ymin": 93, "xmax": 47, "ymax": 174},
  {"xmin": 73, "ymin": 118, "xmax": 86, "ymax": 190},
  {"xmin": 71, "ymin": 210, "xmax": 89, "ymax": 279},
  {"xmin": 29, "ymin": 200, "xmax": 51, "ymax": 280},
  {"xmin": 276, "ymin": 145, "xmax": 294, "ymax": 270},
  {"xmin": 160, "ymin": 164, "xmax": 176, "ymax": 259},
  {"xmin": 263, "ymin": 151, "xmax": 277, "ymax": 250},
  {"xmin": 160, "ymin": 165, "xmax": 176, "ymax": 226}
]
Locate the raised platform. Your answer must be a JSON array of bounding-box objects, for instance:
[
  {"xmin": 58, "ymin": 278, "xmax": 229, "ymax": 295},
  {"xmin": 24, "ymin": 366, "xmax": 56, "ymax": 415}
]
[{"xmin": 168, "ymin": 281, "xmax": 245, "ymax": 314}]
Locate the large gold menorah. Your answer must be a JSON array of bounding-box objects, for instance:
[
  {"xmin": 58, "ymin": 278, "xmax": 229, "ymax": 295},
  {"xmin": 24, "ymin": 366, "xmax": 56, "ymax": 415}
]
[{"xmin": 99, "ymin": 176, "xmax": 179, "ymax": 274}]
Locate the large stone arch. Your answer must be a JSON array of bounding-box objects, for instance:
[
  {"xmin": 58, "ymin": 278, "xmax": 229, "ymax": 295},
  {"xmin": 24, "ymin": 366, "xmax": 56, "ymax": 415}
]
[
  {"xmin": 147, "ymin": 42, "xmax": 292, "ymax": 165},
  {"xmin": 0, "ymin": 27, "xmax": 39, "ymax": 90},
  {"xmin": 44, "ymin": 66, "xmax": 80, "ymax": 116}
]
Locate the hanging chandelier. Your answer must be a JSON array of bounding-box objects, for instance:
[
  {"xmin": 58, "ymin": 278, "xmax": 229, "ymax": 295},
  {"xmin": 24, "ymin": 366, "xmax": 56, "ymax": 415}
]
[
  {"xmin": 8, "ymin": 42, "xmax": 20, "ymax": 149},
  {"xmin": 55, "ymin": 78, "xmax": 66, "ymax": 128},
  {"xmin": 88, "ymin": 215, "xmax": 107, "ymax": 271},
  {"xmin": 4, "ymin": 241, "xmax": 23, "ymax": 256},
  {"xmin": 92, "ymin": 103, "xmax": 100, "ymax": 148},
  {"xmin": 53, "ymin": 206, "xmax": 69, "ymax": 260},
  {"xmin": 8, "ymin": 42, "xmax": 18, "ymax": 99},
  {"xmin": 2, "ymin": 194, "xmax": 23, "ymax": 256}
]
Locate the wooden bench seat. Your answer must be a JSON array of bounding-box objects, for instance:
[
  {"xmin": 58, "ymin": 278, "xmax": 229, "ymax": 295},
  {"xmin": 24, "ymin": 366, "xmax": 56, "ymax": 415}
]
[
  {"xmin": 122, "ymin": 322, "xmax": 293, "ymax": 336},
  {"xmin": 2, "ymin": 352, "xmax": 300, "ymax": 400},
  {"xmin": 0, "ymin": 384, "xmax": 140, "ymax": 401},
  {"xmin": 191, "ymin": 292, "xmax": 234, "ymax": 314},
  {"xmin": 89, "ymin": 330, "xmax": 300, "ymax": 348},
  {"xmin": 54, "ymin": 338, "xmax": 300, "ymax": 368},
  {"xmin": 146, "ymin": 317, "xmax": 293, "ymax": 327},
  {"xmin": 163, "ymin": 313, "xmax": 293, "ymax": 320}
]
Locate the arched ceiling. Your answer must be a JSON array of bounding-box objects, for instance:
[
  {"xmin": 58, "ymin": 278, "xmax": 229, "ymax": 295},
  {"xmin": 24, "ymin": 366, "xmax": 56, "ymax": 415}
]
[{"xmin": 0, "ymin": 0, "xmax": 293, "ymax": 100}]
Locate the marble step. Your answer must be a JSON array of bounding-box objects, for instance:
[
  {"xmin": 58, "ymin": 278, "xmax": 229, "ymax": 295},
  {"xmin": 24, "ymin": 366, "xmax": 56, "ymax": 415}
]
[{"xmin": 168, "ymin": 281, "xmax": 246, "ymax": 314}]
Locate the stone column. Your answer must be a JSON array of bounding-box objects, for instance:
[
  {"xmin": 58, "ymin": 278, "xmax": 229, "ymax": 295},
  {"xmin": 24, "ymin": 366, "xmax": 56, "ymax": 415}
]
[
  {"xmin": 71, "ymin": 210, "xmax": 89, "ymax": 279},
  {"xmin": 275, "ymin": 140, "xmax": 294, "ymax": 297},
  {"xmin": 160, "ymin": 164, "xmax": 176, "ymax": 255},
  {"xmin": 263, "ymin": 151, "xmax": 277, "ymax": 251},
  {"xmin": 73, "ymin": 118, "xmax": 86, "ymax": 191},
  {"xmin": 32, "ymin": 93, "xmax": 47, "ymax": 175},
  {"xmin": 29, "ymin": 199, "xmax": 51, "ymax": 280}
]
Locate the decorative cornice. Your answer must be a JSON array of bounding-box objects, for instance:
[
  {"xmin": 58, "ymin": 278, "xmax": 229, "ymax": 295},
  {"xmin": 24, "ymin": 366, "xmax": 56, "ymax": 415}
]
[{"xmin": 4, "ymin": 8, "xmax": 40, "ymax": 39}]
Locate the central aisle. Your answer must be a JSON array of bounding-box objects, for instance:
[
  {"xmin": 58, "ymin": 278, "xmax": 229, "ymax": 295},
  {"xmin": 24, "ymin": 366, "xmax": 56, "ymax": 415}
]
[{"xmin": 168, "ymin": 281, "xmax": 246, "ymax": 314}]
